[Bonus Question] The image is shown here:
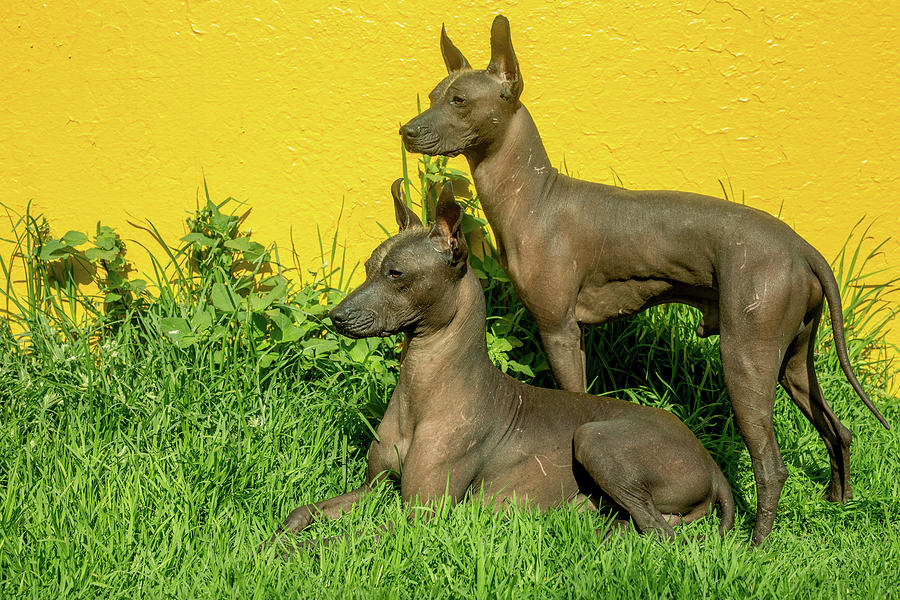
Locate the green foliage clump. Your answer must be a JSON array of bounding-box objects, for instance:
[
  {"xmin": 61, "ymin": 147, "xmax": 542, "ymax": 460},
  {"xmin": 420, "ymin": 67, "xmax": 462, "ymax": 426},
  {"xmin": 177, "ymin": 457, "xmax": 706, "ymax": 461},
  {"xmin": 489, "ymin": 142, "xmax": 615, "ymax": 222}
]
[{"xmin": 1, "ymin": 184, "xmax": 401, "ymax": 434}]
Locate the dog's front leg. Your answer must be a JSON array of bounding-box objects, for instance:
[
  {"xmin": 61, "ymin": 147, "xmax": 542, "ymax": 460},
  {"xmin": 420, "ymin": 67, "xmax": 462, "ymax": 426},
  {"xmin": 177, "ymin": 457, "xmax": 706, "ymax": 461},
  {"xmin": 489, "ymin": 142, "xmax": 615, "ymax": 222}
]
[
  {"xmin": 539, "ymin": 315, "xmax": 587, "ymax": 392},
  {"xmin": 259, "ymin": 484, "xmax": 377, "ymax": 557},
  {"xmin": 279, "ymin": 484, "xmax": 376, "ymax": 535},
  {"xmin": 261, "ymin": 407, "xmax": 403, "ymax": 557},
  {"xmin": 398, "ymin": 428, "xmax": 478, "ymax": 519}
]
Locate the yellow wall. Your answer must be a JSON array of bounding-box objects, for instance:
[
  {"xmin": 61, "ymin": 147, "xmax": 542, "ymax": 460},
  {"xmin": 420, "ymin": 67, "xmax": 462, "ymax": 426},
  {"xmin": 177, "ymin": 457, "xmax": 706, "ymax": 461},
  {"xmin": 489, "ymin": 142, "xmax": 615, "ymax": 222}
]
[{"xmin": 2, "ymin": 1, "xmax": 898, "ymax": 350}]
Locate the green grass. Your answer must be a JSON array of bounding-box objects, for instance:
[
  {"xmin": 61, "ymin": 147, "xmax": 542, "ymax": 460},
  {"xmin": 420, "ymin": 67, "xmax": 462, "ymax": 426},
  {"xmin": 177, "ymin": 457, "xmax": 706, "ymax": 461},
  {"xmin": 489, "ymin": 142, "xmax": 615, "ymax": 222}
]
[{"xmin": 0, "ymin": 201, "xmax": 899, "ymax": 598}]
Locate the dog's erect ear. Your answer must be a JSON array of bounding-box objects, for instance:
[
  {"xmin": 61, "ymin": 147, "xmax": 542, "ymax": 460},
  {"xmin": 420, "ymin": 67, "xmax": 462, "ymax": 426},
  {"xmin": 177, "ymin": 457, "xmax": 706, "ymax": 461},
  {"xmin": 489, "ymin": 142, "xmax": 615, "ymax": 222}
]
[
  {"xmin": 391, "ymin": 178, "xmax": 423, "ymax": 232},
  {"xmin": 440, "ymin": 24, "xmax": 471, "ymax": 73},
  {"xmin": 487, "ymin": 15, "xmax": 522, "ymax": 100},
  {"xmin": 429, "ymin": 182, "xmax": 467, "ymax": 266}
]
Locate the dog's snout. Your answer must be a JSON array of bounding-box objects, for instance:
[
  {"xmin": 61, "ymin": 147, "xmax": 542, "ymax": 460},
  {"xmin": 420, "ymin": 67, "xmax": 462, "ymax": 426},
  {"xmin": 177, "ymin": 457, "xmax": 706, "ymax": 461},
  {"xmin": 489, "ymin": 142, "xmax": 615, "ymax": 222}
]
[
  {"xmin": 329, "ymin": 302, "xmax": 378, "ymax": 338},
  {"xmin": 399, "ymin": 123, "xmax": 420, "ymax": 139},
  {"xmin": 329, "ymin": 304, "xmax": 354, "ymax": 327}
]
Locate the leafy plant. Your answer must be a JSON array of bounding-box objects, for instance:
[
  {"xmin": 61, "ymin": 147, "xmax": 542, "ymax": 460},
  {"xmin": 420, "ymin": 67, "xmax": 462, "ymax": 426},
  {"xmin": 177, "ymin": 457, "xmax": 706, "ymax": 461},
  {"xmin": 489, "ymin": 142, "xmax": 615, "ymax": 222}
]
[
  {"xmin": 88, "ymin": 224, "xmax": 147, "ymax": 319},
  {"xmin": 1, "ymin": 184, "xmax": 401, "ymax": 434}
]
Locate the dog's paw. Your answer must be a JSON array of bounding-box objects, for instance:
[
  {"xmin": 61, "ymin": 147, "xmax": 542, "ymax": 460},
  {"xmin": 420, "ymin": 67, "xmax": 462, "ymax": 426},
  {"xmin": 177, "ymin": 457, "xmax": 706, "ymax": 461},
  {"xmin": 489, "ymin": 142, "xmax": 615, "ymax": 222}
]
[
  {"xmin": 282, "ymin": 505, "xmax": 315, "ymax": 533},
  {"xmin": 825, "ymin": 485, "xmax": 852, "ymax": 504}
]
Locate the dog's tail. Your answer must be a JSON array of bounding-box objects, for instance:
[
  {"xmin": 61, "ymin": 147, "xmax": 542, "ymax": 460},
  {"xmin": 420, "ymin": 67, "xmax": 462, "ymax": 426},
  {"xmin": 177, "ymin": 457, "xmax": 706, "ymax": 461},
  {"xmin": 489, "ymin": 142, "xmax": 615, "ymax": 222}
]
[
  {"xmin": 715, "ymin": 469, "xmax": 735, "ymax": 537},
  {"xmin": 808, "ymin": 248, "xmax": 890, "ymax": 429}
]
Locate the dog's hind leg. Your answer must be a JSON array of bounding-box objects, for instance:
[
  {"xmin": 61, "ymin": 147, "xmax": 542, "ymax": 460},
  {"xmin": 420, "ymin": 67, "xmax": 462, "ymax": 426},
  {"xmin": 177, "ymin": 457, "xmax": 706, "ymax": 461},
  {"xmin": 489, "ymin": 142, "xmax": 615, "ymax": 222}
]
[
  {"xmin": 717, "ymin": 264, "xmax": 814, "ymax": 545},
  {"xmin": 719, "ymin": 261, "xmax": 831, "ymax": 545},
  {"xmin": 573, "ymin": 422, "xmax": 677, "ymax": 540},
  {"xmin": 720, "ymin": 335, "xmax": 787, "ymax": 545},
  {"xmin": 780, "ymin": 307, "xmax": 853, "ymax": 502}
]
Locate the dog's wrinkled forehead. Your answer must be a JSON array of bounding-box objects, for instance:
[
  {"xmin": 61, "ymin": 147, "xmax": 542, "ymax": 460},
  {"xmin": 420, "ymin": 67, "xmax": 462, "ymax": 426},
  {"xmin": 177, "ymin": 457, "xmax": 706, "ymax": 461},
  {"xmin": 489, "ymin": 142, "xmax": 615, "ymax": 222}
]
[
  {"xmin": 428, "ymin": 70, "xmax": 490, "ymax": 103},
  {"xmin": 363, "ymin": 228, "xmax": 433, "ymax": 275}
]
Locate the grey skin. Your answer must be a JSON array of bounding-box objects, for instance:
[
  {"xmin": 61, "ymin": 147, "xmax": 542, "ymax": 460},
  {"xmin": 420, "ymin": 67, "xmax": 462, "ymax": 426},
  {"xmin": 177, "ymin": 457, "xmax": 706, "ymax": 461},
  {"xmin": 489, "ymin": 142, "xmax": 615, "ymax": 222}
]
[
  {"xmin": 398, "ymin": 15, "xmax": 889, "ymax": 546},
  {"xmin": 263, "ymin": 181, "xmax": 734, "ymax": 554}
]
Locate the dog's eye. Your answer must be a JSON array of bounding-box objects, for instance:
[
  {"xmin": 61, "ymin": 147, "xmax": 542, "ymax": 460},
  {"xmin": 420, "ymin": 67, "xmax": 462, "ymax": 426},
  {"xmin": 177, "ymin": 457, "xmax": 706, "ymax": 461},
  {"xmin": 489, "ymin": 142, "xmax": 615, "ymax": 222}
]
[
  {"xmin": 388, "ymin": 270, "xmax": 403, "ymax": 279},
  {"xmin": 451, "ymin": 96, "xmax": 466, "ymax": 107}
]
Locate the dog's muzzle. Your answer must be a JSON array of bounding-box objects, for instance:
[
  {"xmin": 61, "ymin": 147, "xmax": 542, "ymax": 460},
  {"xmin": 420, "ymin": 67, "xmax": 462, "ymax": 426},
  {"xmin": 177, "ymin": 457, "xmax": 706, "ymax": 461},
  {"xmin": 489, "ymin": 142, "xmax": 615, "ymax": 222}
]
[
  {"xmin": 399, "ymin": 120, "xmax": 465, "ymax": 157},
  {"xmin": 399, "ymin": 122, "xmax": 427, "ymax": 152},
  {"xmin": 329, "ymin": 304, "xmax": 378, "ymax": 338}
]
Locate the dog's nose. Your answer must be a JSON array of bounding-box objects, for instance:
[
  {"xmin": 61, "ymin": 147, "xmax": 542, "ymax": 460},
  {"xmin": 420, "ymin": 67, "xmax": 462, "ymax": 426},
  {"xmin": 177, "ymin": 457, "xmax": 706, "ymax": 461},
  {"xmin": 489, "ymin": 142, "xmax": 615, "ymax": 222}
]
[
  {"xmin": 399, "ymin": 123, "xmax": 420, "ymax": 139},
  {"xmin": 329, "ymin": 303, "xmax": 377, "ymax": 338},
  {"xmin": 329, "ymin": 304, "xmax": 352, "ymax": 327}
]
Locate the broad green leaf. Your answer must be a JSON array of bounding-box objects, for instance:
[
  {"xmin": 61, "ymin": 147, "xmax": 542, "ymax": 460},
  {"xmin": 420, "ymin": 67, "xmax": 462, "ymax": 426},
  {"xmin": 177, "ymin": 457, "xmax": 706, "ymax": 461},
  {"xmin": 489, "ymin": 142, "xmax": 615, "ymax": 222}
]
[
  {"xmin": 301, "ymin": 338, "xmax": 339, "ymax": 356},
  {"xmin": 61, "ymin": 230, "xmax": 88, "ymax": 246},
  {"xmin": 285, "ymin": 308, "xmax": 308, "ymax": 324},
  {"xmin": 210, "ymin": 282, "xmax": 240, "ymax": 312},
  {"xmin": 267, "ymin": 310, "xmax": 292, "ymax": 332},
  {"xmin": 479, "ymin": 255, "xmax": 510, "ymax": 281},
  {"xmin": 251, "ymin": 279, "xmax": 288, "ymax": 311},
  {"xmin": 93, "ymin": 227, "xmax": 118, "ymax": 250},
  {"xmin": 505, "ymin": 335, "xmax": 523, "ymax": 349},
  {"xmin": 209, "ymin": 324, "xmax": 229, "ymax": 342},
  {"xmin": 38, "ymin": 239, "xmax": 71, "ymax": 261},
  {"xmin": 250, "ymin": 312, "xmax": 268, "ymax": 335},
  {"xmin": 191, "ymin": 309, "xmax": 212, "ymax": 332},
  {"xmin": 304, "ymin": 302, "xmax": 329, "ymax": 317},
  {"xmin": 506, "ymin": 360, "xmax": 535, "ymax": 377},
  {"xmin": 130, "ymin": 279, "xmax": 147, "ymax": 295},
  {"xmin": 487, "ymin": 334, "xmax": 513, "ymax": 353},
  {"xmin": 85, "ymin": 247, "xmax": 119, "ymax": 262},
  {"xmin": 209, "ymin": 210, "xmax": 237, "ymax": 234},
  {"xmin": 461, "ymin": 213, "xmax": 488, "ymax": 234},
  {"xmin": 159, "ymin": 317, "xmax": 194, "ymax": 347},
  {"xmin": 243, "ymin": 246, "xmax": 268, "ymax": 262},
  {"xmin": 181, "ymin": 232, "xmax": 217, "ymax": 247},
  {"xmin": 278, "ymin": 324, "xmax": 304, "ymax": 343},
  {"xmin": 107, "ymin": 272, "xmax": 126, "ymax": 288},
  {"xmin": 249, "ymin": 293, "xmax": 272, "ymax": 312},
  {"xmin": 224, "ymin": 238, "xmax": 263, "ymax": 254},
  {"xmin": 346, "ymin": 339, "xmax": 370, "ymax": 363}
]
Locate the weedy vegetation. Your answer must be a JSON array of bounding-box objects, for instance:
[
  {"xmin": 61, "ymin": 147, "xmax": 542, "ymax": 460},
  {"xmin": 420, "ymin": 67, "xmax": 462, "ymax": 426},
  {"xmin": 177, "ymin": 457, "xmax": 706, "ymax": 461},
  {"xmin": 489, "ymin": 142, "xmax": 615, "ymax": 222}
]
[{"xmin": 0, "ymin": 153, "xmax": 898, "ymax": 598}]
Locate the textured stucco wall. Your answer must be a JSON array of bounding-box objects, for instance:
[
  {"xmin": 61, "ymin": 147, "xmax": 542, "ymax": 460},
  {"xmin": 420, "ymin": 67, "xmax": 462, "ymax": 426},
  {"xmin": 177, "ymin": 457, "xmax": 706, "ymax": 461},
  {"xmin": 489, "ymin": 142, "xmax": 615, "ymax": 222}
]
[{"xmin": 1, "ymin": 1, "xmax": 898, "ymax": 349}]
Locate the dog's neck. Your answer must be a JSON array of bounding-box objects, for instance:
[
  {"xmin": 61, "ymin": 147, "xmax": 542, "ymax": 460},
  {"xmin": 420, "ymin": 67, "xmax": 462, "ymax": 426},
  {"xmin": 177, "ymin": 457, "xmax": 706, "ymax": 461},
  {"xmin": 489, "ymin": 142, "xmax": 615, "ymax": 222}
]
[
  {"xmin": 398, "ymin": 268, "xmax": 506, "ymax": 414},
  {"xmin": 465, "ymin": 104, "xmax": 558, "ymax": 235}
]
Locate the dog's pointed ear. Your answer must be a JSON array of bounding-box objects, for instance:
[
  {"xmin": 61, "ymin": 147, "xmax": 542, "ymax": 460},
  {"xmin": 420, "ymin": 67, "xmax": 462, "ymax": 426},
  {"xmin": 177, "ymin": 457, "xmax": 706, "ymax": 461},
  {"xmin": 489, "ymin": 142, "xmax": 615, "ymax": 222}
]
[
  {"xmin": 391, "ymin": 178, "xmax": 422, "ymax": 232},
  {"xmin": 440, "ymin": 24, "xmax": 471, "ymax": 73},
  {"xmin": 487, "ymin": 15, "xmax": 523, "ymax": 100},
  {"xmin": 429, "ymin": 183, "xmax": 467, "ymax": 266}
]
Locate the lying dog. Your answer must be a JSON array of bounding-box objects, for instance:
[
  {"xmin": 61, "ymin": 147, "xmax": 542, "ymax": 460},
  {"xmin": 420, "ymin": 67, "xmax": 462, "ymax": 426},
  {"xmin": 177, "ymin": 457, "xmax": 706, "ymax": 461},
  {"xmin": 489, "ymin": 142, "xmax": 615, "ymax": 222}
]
[
  {"xmin": 398, "ymin": 15, "xmax": 889, "ymax": 545},
  {"xmin": 263, "ymin": 181, "xmax": 733, "ymax": 553}
]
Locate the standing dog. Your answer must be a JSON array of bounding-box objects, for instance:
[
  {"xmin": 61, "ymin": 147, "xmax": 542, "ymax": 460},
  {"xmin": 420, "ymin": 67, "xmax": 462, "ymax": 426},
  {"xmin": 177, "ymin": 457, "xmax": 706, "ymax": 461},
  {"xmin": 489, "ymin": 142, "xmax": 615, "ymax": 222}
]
[
  {"xmin": 265, "ymin": 182, "xmax": 733, "ymax": 552},
  {"xmin": 399, "ymin": 16, "xmax": 889, "ymax": 545}
]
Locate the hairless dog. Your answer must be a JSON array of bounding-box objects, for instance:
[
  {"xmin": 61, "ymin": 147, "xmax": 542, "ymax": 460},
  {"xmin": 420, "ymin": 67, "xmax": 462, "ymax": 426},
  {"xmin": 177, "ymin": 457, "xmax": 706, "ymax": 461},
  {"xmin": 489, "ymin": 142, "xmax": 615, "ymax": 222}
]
[
  {"xmin": 263, "ymin": 181, "xmax": 733, "ymax": 554},
  {"xmin": 399, "ymin": 16, "xmax": 889, "ymax": 545}
]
